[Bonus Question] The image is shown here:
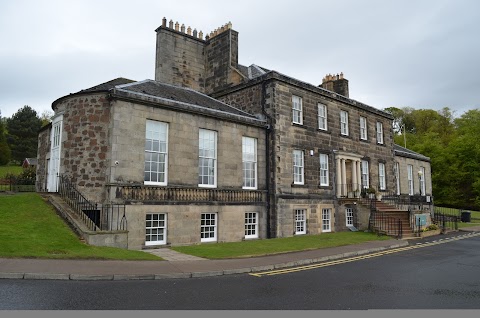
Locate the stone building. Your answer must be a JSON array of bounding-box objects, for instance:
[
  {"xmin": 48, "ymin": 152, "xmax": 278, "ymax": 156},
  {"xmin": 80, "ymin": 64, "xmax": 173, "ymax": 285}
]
[
  {"xmin": 37, "ymin": 18, "xmax": 432, "ymax": 248},
  {"xmin": 37, "ymin": 79, "xmax": 267, "ymax": 249}
]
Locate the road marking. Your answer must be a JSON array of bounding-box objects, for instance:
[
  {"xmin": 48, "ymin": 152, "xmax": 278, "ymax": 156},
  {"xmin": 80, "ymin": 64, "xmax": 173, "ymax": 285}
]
[{"xmin": 249, "ymin": 232, "xmax": 480, "ymax": 277}]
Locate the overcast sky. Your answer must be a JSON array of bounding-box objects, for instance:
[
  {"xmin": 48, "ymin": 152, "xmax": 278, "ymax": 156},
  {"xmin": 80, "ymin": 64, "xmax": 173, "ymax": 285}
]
[{"xmin": 1, "ymin": 0, "xmax": 479, "ymax": 118}]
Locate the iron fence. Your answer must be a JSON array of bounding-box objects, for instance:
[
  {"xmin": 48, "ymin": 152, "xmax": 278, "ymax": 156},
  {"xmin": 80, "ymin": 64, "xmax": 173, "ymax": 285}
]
[
  {"xmin": 369, "ymin": 210, "xmax": 403, "ymax": 239},
  {"xmin": 433, "ymin": 206, "xmax": 459, "ymax": 232},
  {"xmin": 58, "ymin": 175, "xmax": 126, "ymax": 231},
  {"xmin": 0, "ymin": 176, "xmax": 36, "ymax": 192}
]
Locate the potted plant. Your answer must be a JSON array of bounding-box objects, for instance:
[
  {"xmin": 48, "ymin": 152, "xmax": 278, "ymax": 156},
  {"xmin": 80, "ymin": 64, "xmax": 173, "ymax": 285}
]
[{"xmin": 367, "ymin": 187, "xmax": 376, "ymax": 199}]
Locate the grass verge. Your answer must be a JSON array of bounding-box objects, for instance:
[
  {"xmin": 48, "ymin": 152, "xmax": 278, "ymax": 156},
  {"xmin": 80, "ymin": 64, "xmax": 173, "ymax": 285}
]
[
  {"xmin": 171, "ymin": 231, "xmax": 391, "ymax": 259},
  {"xmin": 0, "ymin": 165, "xmax": 23, "ymax": 178},
  {"xmin": 0, "ymin": 193, "xmax": 161, "ymax": 260}
]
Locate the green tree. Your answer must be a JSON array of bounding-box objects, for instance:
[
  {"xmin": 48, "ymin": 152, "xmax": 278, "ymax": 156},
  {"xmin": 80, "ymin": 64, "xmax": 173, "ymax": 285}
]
[
  {"xmin": 40, "ymin": 110, "xmax": 54, "ymax": 127},
  {"xmin": 6, "ymin": 106, "xmax": 42, "ymax": 163},
  {"xmin": 0, "ymin": 110, "xmax": 12, "ymax": 165}
]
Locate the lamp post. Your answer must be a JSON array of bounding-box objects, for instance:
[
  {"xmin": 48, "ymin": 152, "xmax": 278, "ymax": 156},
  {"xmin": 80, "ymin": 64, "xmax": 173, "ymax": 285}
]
[{"xmin": 418, "ymin": 170, "xmax": 423, "ymax": 196}]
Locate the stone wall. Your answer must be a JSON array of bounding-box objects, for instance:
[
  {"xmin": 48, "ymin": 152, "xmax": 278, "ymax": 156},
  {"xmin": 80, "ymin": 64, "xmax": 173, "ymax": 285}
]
[
  {"xmin": 107, "ymin": 99, "xmax": 266, "ymax": 190},
  {"xmin": 126, "ymin": 204, "xmax": 267, "ymax": 249},
  {"xmin": 395, "ymin": 155, "xmax": 432, "ymax": 196},
  {"xmin": 53, "ymin": 93, "xmax": 112, "ymax": 203},
  {"xmin": 155, "ymin": 27, "xmax": 206, "ymax": 92},
  {"xmin": 155, "ymin": 22, "xmax": 242, "ymax": 95},
  {"xmin": 217, "ymin": 76, "xmax": 395, "ymax": 238},
  {"xmin": 36, "ymin": 125, "xmax": 51, "ymax": 192},
  {"xmin": 205, "ymin": 29, "xmax": 240, "ymax": 94}
]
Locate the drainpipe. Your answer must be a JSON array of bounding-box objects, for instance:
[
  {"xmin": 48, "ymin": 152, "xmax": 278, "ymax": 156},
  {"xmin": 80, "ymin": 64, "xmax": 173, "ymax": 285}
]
[{"xmin": 261, "ymin": 80, "xmax": 274, "ymax": 238}]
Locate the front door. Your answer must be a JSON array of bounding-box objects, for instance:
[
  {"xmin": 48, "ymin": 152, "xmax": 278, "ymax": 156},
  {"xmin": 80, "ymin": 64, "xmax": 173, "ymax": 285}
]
[{"xmin": 47, "ymin": 116, "xmax": 62, "ymax": 192}]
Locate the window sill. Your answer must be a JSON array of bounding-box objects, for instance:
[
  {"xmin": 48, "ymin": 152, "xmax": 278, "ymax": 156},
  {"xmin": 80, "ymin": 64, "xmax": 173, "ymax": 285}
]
[
  {"xmin": 292, "ymin": 123, "xmax": 306, "ymax": 129},
  {"xmin": 291, "ymin": 183, "xmax": 306, "ymax": 187},
  {"xmin": 198, "ymin": 184, "xmax": 217, "ymax": 189}
]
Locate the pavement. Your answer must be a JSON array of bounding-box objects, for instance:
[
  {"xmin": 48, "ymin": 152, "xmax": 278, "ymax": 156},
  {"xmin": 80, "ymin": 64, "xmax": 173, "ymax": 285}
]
[{"xmin": 1, "ymin": 226, "xmax": 479, "ymax": 281}]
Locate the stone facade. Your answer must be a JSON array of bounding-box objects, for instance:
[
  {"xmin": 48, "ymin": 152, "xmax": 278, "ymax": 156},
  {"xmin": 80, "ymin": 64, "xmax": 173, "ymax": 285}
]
[
  {"xmin": 37, "ymin": 19, "xmax": 434, "ymax": 248},
  {"xmin": 217, "ymin": 73, "xmax": 395, "ymax": 236},
  {"xmin": 38, "ymin": 79, "xmax": 267, "ymax": 248},
  {"xmin": 155, "ymin": 20, "xmax": 244, "ymax": 95},
  {"xmin": 395, "ymin": 148, "xmax": 432, "ymax": 197},
  {"xmin": 126, "ymin": 204, "xmax": 266, "ymax": 249},
  {"xmin": 52, "ymin": 93, "xmax": 112, "ymax": 203},
  {"xmin": 36, "ymin": 124, "xmax": 51, "ymax": 192}
]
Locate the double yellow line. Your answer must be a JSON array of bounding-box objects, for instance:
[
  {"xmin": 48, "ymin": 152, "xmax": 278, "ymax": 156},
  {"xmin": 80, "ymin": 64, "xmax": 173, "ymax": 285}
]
[{"xmin": 249, "ymin": 232, "xmax": 480, "ymax": 277}]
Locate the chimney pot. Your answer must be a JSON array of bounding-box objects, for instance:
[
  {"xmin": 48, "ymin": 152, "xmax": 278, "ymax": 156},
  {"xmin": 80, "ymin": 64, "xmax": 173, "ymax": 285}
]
[
  {"xmin": 181, "ymin": 24, "xmax": 185, "ymax": 33},
  {"xmin": 193, "ymin": 28, "xmax": 198, "ymax": 38},
  {"xmin": 162, "ymin": 17, "xmax": 167, "ymax": 27},
  {"xmin": 187, "ymin": 26, "xmax": 192, "ymax": 35},
  {"xmin": 199, "ymin": 31, "xmax": 204, "ymax": 40},
  {"xmin": 169, "ymin": 20, "xmax": 174, "ymax": 28},
  {"xmin": 174, "ymin": 22, "xmax": 179, "ymax": 31}
]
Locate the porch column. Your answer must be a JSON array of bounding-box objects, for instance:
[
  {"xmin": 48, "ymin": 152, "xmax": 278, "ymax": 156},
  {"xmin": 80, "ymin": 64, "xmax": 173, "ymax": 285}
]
[
  {"xmin": 357, "ymin": 160, "xmax": 362, "ymax": 189},
  {"xmin": 336, "ymin": 157, "xmax": 342, "ymax": 196},
  {"xmin": 352, "ymin": 160, "xmax": 357, "ymax": 192},
  {"xmin": 341, "ymin": 159, "xmax": 347, "ymax": 196}
]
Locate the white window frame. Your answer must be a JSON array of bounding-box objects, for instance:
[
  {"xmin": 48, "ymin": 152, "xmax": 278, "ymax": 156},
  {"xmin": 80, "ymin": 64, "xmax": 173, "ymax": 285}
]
[
  {"xmin": 242, "ymin": 137, "xmax": 257, "ymax": 189},
  {"xmin": 47, "ymin": 115, "xmax": 63, "ymax": 192},
  {"xmin": 295, "ymin": 209, "xmax": 306, "ymax": 235},
  {"xmin": 379, "ymin": 162, "xmax": 386, "ymax": 190},
  {"xmin": 407, "ymin": 164, "xmax": 414, "ymax": 195},
  {"xmin": 293, "ymin": 150, "xmax": 304, "ymax": 185},
  {"xmin": 395, "ymin": 162, "xmax": 401, "ymax": 195},
  {"xmin": 319, "ymin": 154, "xmax": 329, "ymax": 186},
  {"xmin": 340, "ymin": 111, "xmax": 349, "ymax": 136},
  {"xmin": 361, "ymin": 160, "xmax": 369, "ymax": 189},
  {"xmin": 318, "ymin": 103, "xmax": 327, "ymax": 130},
  {"xmin": 201, "ymin": 213, "xmax": 217, "ymax": 242},
  {"xmin": 244, "ymin": 212, "xmax": 258, "ymax": 239},
  {"xmin": 145, "ymin": 213, "xmax": 167, "ymax": 246},
  {"xmin": 346, "ymin": 208, "xmax": 354, "ymax": 227},
  {"xmin": 292, "ymin": 95, "xmax": 303, "ymax": 125},
  {"xmin": 144, "ymin": 120, "xmax": 168, "ymax": 186},
  {"xmin": 360, "ymin": 116, "xmax": 367, "ymax": 140},
  {"xmin": 376, "ymin": 122, "xmax": 384, "ymax": 144},
  {"xmin": 420, "ymin": 166, "xmax": 426, "ymax": 195},
  {"xmin": 198, "ymin": 129, "xmax": 217, "ymax": 188},
  {"xmin": 322, "ymin": 208, "xmax": 332, "ymax": 233}
]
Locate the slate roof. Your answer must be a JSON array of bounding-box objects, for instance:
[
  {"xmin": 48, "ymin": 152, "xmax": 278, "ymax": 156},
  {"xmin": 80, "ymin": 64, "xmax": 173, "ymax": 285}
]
[
  {"xmin": 79, "ymin": 78, "xmax": 136, "ymax": 93},
  {"xmin": 394, "ymin": 144, "xmax": 431, "ymax": 162},
  {"xmin": 112, "ymin": 80, "xmax": 265, "ymax": 124},
  {"xmin": 237, "ymin": 64, "xmax": 269, "ymax": 80}
]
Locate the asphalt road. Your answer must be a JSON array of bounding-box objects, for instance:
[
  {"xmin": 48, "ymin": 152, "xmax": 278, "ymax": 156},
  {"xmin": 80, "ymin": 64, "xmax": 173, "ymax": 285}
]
[{"xmin": 1, "ymin": 236, "xmax": 479, "ymax": 310}]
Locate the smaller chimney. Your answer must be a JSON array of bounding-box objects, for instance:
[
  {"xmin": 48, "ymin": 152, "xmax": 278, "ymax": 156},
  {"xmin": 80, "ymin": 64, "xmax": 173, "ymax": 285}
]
[{"xmin": 320, "ymin": 72, "xmax": 349, "ymax": 98}]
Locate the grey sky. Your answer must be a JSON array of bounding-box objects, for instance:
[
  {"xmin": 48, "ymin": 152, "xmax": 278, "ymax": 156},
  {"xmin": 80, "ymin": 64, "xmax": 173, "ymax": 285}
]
[{"xmin": 1, "ymin": 0, "xmax": 479, "ymax": 118}]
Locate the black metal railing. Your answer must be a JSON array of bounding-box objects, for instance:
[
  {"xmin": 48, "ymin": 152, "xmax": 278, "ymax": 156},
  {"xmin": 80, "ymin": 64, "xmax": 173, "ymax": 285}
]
[
  {"xmin": 0, "ymin": 175, "xmax": 36, "ymax": 192},
  {"xmin": 58, "ymin": 175, "xmax": 126, "ymax": 232},
  {"xmin": 433, "ymin": 207, "xmax": 459, "ymax": 232},
  {"xmin": 369, "ymin": 210, "xmax": 403, "ymax": 239}
]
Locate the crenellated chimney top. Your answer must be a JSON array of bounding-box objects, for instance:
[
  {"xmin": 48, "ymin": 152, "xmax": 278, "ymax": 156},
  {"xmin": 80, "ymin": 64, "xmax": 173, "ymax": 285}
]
[
  {"xmin": 160, "ymin": 18, "xmax": 232, "ymax": 42},
  {"xmin": 320, "ymin": 72, "xmax": 349, "ymax": 97}
]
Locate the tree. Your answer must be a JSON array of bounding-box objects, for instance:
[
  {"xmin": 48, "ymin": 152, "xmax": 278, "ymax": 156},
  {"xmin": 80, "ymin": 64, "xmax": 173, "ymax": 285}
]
[
  {"xmin": 0, "ymin": 110, "xmax": 11, "ymax": 165},
  {"xmin": 6, "ymin": 106, "xmax": 42, "ymax": 163},
  {"xmin": 40, "ymin": 110, "xmax": 54, "ymax": 127}
]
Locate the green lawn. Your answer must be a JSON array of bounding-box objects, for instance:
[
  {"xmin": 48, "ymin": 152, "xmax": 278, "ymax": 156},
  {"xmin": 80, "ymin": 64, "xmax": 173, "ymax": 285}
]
[
  {"xmin": 171, "ymin": 231, "xmax": 391, "ymax": 259},
  {"xmin": 435, "ymin": 206, "xmax": 480, "ymax": 228},
  {"xmin": 0, "ymin": 165, "xmax": 23, "ymax": 178},
  {"xmin": 0, "ymin": 193, "xmax": 161, "ymax": 260}
]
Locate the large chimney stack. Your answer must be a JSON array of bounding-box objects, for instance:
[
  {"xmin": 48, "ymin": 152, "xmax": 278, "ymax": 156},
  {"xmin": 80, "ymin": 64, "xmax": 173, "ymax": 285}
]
[{"xmin": 320, "ymin": 72, "xmax": 349, "ymax": 98}]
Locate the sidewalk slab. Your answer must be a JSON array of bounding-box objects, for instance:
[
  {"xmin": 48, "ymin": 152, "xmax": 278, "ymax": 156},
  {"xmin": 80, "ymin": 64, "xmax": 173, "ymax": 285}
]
[{"xmin": 0, "ymin": 239, "xmax": 417, "ymax": 281}]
